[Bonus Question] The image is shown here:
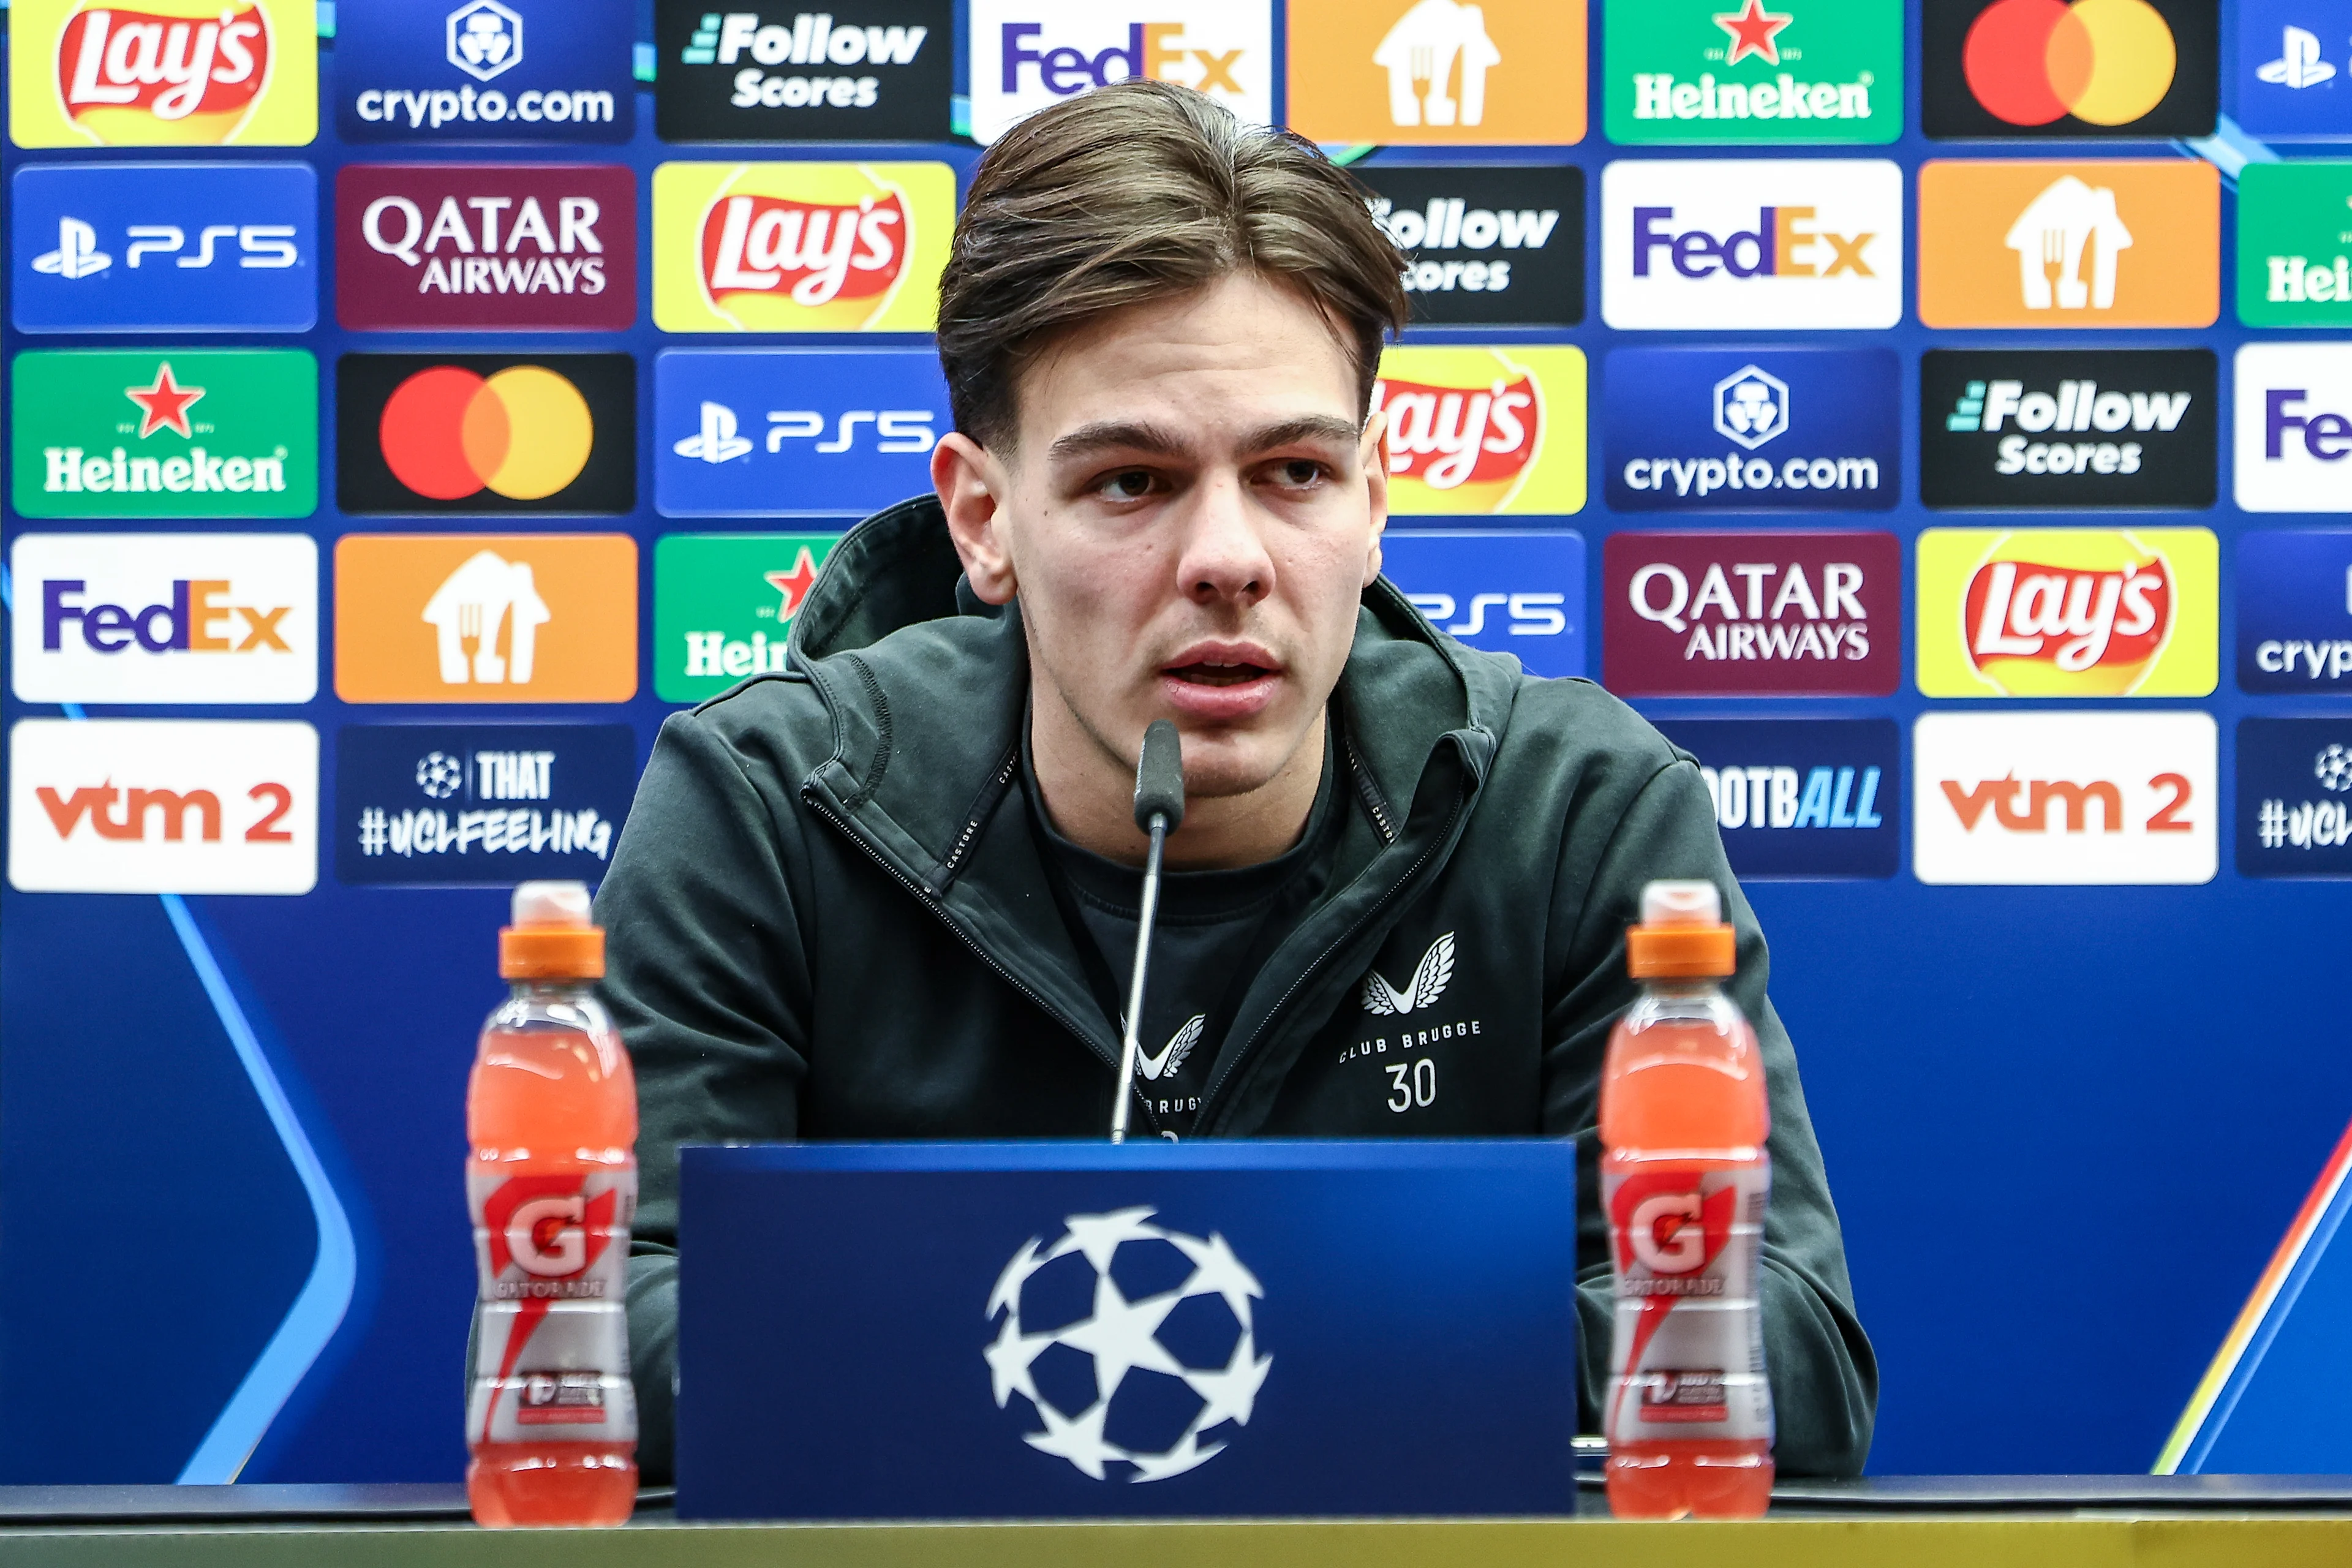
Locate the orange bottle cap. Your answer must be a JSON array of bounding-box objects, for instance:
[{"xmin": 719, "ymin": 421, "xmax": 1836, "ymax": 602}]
[
  {"xmin": 499, "ymin": 880, "xmax": 605, "ymax": 981},
  {"xmin": 1625, "ymin": 879, "xmax": 1735, "ymax": 980}
]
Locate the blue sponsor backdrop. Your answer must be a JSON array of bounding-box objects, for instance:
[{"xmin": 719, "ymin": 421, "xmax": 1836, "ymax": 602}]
[
  {"xmin": 8, "ymin": 3, "xmax": 2352, "ymax": 1498},
  {"xmin": 2236, "ymin": 717, "xmax": 2352, "ymax": 873},
  {"xmin": 2237, "ymin": 530, "xmax": 2352, "ymax": 692},
  {"xmin": 336, "ymin": 723, "xmax": 638, "ymax": 886},
  {"xmin": 334, "ymin": 0, "xmax": 638, "ymax": 142},
  {"xmin": 655, "ymin": 348, "xmax": 950, "ymax": 515},
  {"xmin": 1379, "ymin": 529, "xmax": 1585, "ymax": 677},
  {"xmin": 1601, "ymin": 346, "xmax": 1901, "ymax": 513},
  {"xmin": 677, "ymin": 1142, "xmax": 1578, "ymax": 1519},
  {"xmin": 1651, "ymin": 718, "xmax": 1899, "ymax": 880},
  {"xmin": 10, "ymin": 164, "xmax": 318, "ymax": 334}
]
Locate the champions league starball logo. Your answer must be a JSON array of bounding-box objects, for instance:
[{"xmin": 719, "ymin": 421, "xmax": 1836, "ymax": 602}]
[{"xmin": 985, "ymin": 1208, "xmax": 1272, "ymax": 1482}]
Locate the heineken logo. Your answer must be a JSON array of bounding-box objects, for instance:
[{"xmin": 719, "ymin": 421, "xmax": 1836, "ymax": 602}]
[{"xmin": 654, "ymin": 533, "xmax": 839, "ymax": 702}]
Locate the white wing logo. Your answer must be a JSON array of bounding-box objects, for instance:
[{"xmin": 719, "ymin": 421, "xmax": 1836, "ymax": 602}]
[
  {"xmin": 1360, "ymin": 933, "xmax": 1455, "ymax": 1016},
  {"xmin": 1136, "ymin": 1014, "xmax": 1206, "ymax": 1082}
]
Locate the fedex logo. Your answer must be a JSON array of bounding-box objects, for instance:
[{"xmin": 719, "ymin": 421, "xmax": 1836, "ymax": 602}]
[
  {"xmin": 1912, "ymin": 711, "xmax": 2215, "ymax": 885},
  {"xmin": 1603, "ymin": 160, "xmax": 1902, "ymax": 330},
  {"xmin": 968, "ymin": 1, "xmax": 1270, "ymax": 145},
  {"xmin": 2237, "ymin": 346, "xmax": 2352, "ymax": 513},
  {"xmin": 7, "ymin": 718, "xmax": 318, "ymax": 894},
  {"xmin": 11, "ymin": 533, "xmax": 316, "ymax": 704}
]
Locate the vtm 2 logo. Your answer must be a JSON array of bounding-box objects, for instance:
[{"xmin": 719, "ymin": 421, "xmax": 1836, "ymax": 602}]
[
  {"xmin": 1913, "ymin": 710, "xmax": 2216, "ymax": 885},
  {"xmin": 10, "ymin": 0, "xmax": 318, "ymax": 146},
  {"xmin": 652, "ymin": 161, "xmax": 954, "ymax": 332},
  {"xmin": 1601, "ymin": 159, "xmax": 1903, "ymax": 330},
  {"xmin": 7, "ymin": 718, "xmax": 318, "ymax": 894},
  {"xmin": 1922, "ymin": 0, "xmax": 2215, "ymax": 138},
  {"xmin": 1285, "ymin": 0, "xmax": 1586, "ymax": 146},
  {"xmin": 337, "ymin": 353, "xmax": 635, "ymax": 514},
  {"xmin": 655, "ymin": 347, "xmax": 948, "ymax": 517},
  {"xmin": 1916, "ymin": 527, "xmax": 2218, "ymax": 698},
  {"xmin": 1379, "ymin": 530, "xmax": 1586, "ymax": 679},
  {"xmin": 970, "ymin": 0, "xmax": 1273, "ymax": 146},
  {"xmin": 12, "ymin": 533, "xmax": 316, "ymax": 704},
  {"xmin": 1370, "ymin": 345, "xmax": 1585, "ymax": 515},
  {"xmin": 1917, "ymin": 159, "xmax": 2220, "ymax": 328},
  {"xmin": 338, "ymin": 164, "xmax": 636, "ymax": 330}
]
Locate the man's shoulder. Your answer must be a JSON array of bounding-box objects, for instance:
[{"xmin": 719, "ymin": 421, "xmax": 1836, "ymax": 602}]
[{"xmin": 1485, "ymin": 665, "xmax": 1691, "ymax": 788}]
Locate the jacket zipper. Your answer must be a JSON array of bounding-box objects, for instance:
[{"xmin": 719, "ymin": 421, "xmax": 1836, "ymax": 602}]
[{"xmin": 799, "ymin": 783, "xmax": 1161, "ymax": 1134}]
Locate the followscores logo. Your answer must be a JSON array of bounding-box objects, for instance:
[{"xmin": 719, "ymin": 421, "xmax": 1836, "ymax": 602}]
[
  {"xmin": 1371, "ymin": 345, "xmax": 1586, "ymax": 515},
  {"xmin": 1915, "ymin": 527, "xmax": 2218, "ymax": 698},
  {"xmin": 1921, "ymin": 0, "xmax": 2215, "ymax": 137},
  {"xmin": 11, "ymin": 349, "xmax": 317, "ymax": 519},
  {"xmin": 10, "ymin": 0, "xmax": 318, "ymax": 146},
  {"xmin": 1603, "ymin": 347, "xmax": 1899, "ymax": 512},
  {"xmin": 1605, "ymin": 0, "xmax": 1901, "ymax": 145},
  {"xmin": 655, "ymin": 349, "xmax": 947, "ymax": 516},
  {"xmin": 1603, "ymin": 530, "xmax": 1901, "ymax": 697},
  {"xmin": 1601, "ymin": 159, "xmax": 1902, "ymax": 330},
  {"xmin": 337, "ymin": 0, "xmax": 633, "ymax": 140},
  {"xmin": 2239, "ymin": 531, "xmax": 2352, "ymax": 692},
  {"xmin": 1286, "ymin": 0, "xmax": 1586, "ymax": 145},
  {"xmin": 1652, "ymin": 718, "xmax": 1899, "ymax": 880},
  {"xmin": 335, "ymin": 534, "xmax": 638, "ymax": 703},
  {"xmin": 11, "ymin": 162, "xmax": 314, "ymax": 333},
  {"xmin": 969, "ymin": 1, "xmax": 1270, "ymax": 145},
  {"xmin": 337, "ymin": 164, "xmax": 635, "ymax": 330},
  {"xmin": 12, "ymin": 533, "xmax": 315, "ymax": 704},
  {"xmin": 338, "ymin": 722, "xmax": 636, "ymax": 886},
  {"xmin": 1379, "ymin": 531, "xmax": 1585, "ymax": 679},
  {"xmin": 1921, "ymin": 349, "xmax": 2215, "ymax": 508},
  {"xmin": 652, "ymin": 161, "xmax": 954, "ymax": 333},
  {"xmin": 8, "ymin": 718, "xmax": 318, "ymax": 894},
  {"xmin": 1913, "ymin": 711, "xmax": 2215, "ymax": 885},
  {"xmin": 1918, "ymin": 159, "xmax": 2220, "ymax": 328},
  {"xmin": 337, "ymin": 353, "xmax": 634, "ymax": 514},
  {"xmin": 1355, "ymin": 164, "xmax": 1582, "ymax": 327},
  {"xmin": 658, "ymin": 2, "xmax": 952, "ymax": 140}
]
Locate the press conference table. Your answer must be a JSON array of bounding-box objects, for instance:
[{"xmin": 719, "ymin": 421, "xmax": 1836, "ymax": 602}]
[{"xmin": 5, "ymin": 1479, "xmax": 2352, "ymax": 1566}]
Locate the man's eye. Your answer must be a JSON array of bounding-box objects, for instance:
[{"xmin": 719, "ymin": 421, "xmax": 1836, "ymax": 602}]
[
  {"xmin": 1272, "ymin": 460, "xmax": 1326, "ymax": 488},
  {"xmin": 1098, "ymin": 470, "xmax": 1155, "ymax": 501}
]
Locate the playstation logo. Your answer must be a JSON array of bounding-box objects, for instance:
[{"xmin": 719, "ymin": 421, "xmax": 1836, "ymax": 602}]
[
  {"xmin": 674, "ymin": 401, "xmax": 754, "ymax": 464},
  {"xmin": 1713, "ymin": 365, "xmax": 1790, "ymax": 451},
  {"xmin": 447, "ymin": 0, "xmax": 523, "ymax": 83},
  {"xmin": 32, "ymin": 218, "xmax": 111, "ymax": 281},
  {"xmin": 2259, "ymin": 25, "xmax": 2339, "ymax": 89}
]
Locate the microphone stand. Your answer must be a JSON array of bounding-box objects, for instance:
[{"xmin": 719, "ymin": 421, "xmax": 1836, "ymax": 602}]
[{"xmin": 1111, "ymin": 720, "xmax": 1185, "ymax": 1144}]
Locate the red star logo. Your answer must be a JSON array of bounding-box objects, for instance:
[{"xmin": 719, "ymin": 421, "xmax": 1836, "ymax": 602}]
[
  {"xmin": 765, "ymin": 548, "xmax": 821, "ymax": 622},
  {"xmin": 124, "ymin": 362, "xmax": 205, "ymax": 439},
  {"xmin": 1713, "ymin": 0, "xmax": 1793, "ymax": 66}
]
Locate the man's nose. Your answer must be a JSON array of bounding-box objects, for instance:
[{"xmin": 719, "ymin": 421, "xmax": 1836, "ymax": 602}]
[{"xmin": 1175, "ymin": 474, "xmax": 1275, "ymax": 607}]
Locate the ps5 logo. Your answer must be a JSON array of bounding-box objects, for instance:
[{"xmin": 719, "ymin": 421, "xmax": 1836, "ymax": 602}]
[
  {"xmin": 2259, "ymin": 26, "xmax": 2340, "ymax": 90},
  {"xmin": 448, "ymin": 0, "xmax": 524, "ymax": 83},
  {"xmin": 675, "ymin": 399, "xmax": 937, "ymax": 463},
  {"xmin": 31, "ymin": 216, "xmax": 298, "ymax": 280},
  {"xmin": 1403, "ymin": 590, "xmax": 1569, "ymax": 638}
]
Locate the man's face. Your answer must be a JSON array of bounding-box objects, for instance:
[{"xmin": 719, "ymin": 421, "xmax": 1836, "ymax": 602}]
[{"xmin": 941, "ymin": 272, "xmax": 1387, "ymax": 801}]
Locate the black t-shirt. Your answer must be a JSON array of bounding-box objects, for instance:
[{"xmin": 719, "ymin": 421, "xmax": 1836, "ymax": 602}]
[{"xmin": 1025, "ymin": 728, "xmax": 1341, "ymax": 1137}]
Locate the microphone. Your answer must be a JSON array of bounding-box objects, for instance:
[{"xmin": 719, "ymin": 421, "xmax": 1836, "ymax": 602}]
[{"xmin": 1110, "ymin": 720, "xmax": 1185, "ymax": 1144}]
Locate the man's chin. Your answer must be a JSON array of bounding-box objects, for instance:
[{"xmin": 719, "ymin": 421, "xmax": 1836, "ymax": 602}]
[{"xmin": 1161, "ymin": 723, "xmax": 1319, "ymax": 802}]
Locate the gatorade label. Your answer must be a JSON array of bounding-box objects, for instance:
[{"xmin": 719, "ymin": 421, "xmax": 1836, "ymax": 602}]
[
  {"xmin": 467, "ymin": 1168, "xmax": 638, "ymax": 1444},
  {"xmin": 1603, "ymin": 1161, "xmax": 1774, "ymax": 1444}
]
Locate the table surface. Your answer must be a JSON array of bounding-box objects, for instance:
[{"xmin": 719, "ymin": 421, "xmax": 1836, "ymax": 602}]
[{"xmin": 4, "ymin": 1478, "xmax": 2352, "ymax": 1568}]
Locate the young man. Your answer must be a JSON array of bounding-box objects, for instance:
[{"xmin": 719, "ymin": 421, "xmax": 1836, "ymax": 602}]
[{"xmin": 598, "ymin": 81, "xmax": 1875, "ymax": 1482}]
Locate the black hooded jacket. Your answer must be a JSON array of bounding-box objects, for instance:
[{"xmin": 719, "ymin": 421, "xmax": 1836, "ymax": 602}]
[{"xmin": 596, "ymin": 497, "xmax": 1878, "ymax": 1482}]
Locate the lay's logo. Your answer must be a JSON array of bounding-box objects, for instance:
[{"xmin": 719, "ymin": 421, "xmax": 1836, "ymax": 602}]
[
  {"xmin": 654, "ymin": 161, "xmax": 953, "ymax": 333},
  {"xmin": 12, "ymin": 0, "xmax": 318, "ymax": 147},
  {"xmin": 1918, "ymin": 527, "xmax": 2217, "ymax": 698},
  {"xmin": 1372, "ymin": 345, "xmax": 1585, "ymax": 516}
]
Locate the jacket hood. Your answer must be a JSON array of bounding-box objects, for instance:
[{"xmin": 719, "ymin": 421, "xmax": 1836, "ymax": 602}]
[{"xmin": 786, "ymin": 494, "xmax": 1518, "ymax": 875}]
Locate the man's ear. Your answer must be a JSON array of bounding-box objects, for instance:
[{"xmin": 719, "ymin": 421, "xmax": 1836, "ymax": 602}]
[
  {"xmin": 933, "ymin": 432, "xmax": 1018, "ymax": 605},
  {"xmin": 1360, "ymin": 408, "xmax": 1390, "ymax": 587}
]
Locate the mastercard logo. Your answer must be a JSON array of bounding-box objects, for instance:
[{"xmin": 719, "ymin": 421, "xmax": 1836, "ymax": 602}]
[
  {"xmin": 1964, "ymin": 0, "xmax": 2176, "ymax": 127},
  {"xmin": 379, "ymin": 366, "xmax": 594, "ymax": 502}
]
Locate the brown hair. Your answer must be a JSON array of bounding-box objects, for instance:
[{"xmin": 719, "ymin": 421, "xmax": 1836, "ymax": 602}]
[{"xmin": 938, "ymin": 80, "xmax": 1410, "ymax": 450}]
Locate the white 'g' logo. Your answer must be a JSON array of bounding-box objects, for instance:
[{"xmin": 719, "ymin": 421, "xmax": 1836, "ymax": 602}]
[
  {"xmin": 507, "ymin": 1194, "xmax": 586, "ymax": 1276},
  {"xmin": 1629, "ymin": 1192, "xmax": 1705, "ymax": 1275}
]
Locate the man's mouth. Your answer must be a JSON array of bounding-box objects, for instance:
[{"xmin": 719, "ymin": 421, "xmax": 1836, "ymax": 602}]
[{"xmin": 1166, "ymin": 660, "xmax": 1272, "ymax": 688}]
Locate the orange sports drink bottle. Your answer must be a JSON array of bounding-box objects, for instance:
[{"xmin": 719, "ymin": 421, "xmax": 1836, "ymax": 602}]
[
  {"xmin": 466, "ymin": 881, "xmax": 639, "ymax": 1527},
  {"xmin": 1600, "ymin": 880, "xmax": 1773, "ymax": 1520}
]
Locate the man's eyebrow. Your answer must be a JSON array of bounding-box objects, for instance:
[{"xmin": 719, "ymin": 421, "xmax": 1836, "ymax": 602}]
[
  {"xmin": 1237, "ymin": 415, "xmax": 1364, "ymax": 454},
  {"xmin": 1046, "ymin": 421, "xmax": 1191, "ymax": 464}
]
